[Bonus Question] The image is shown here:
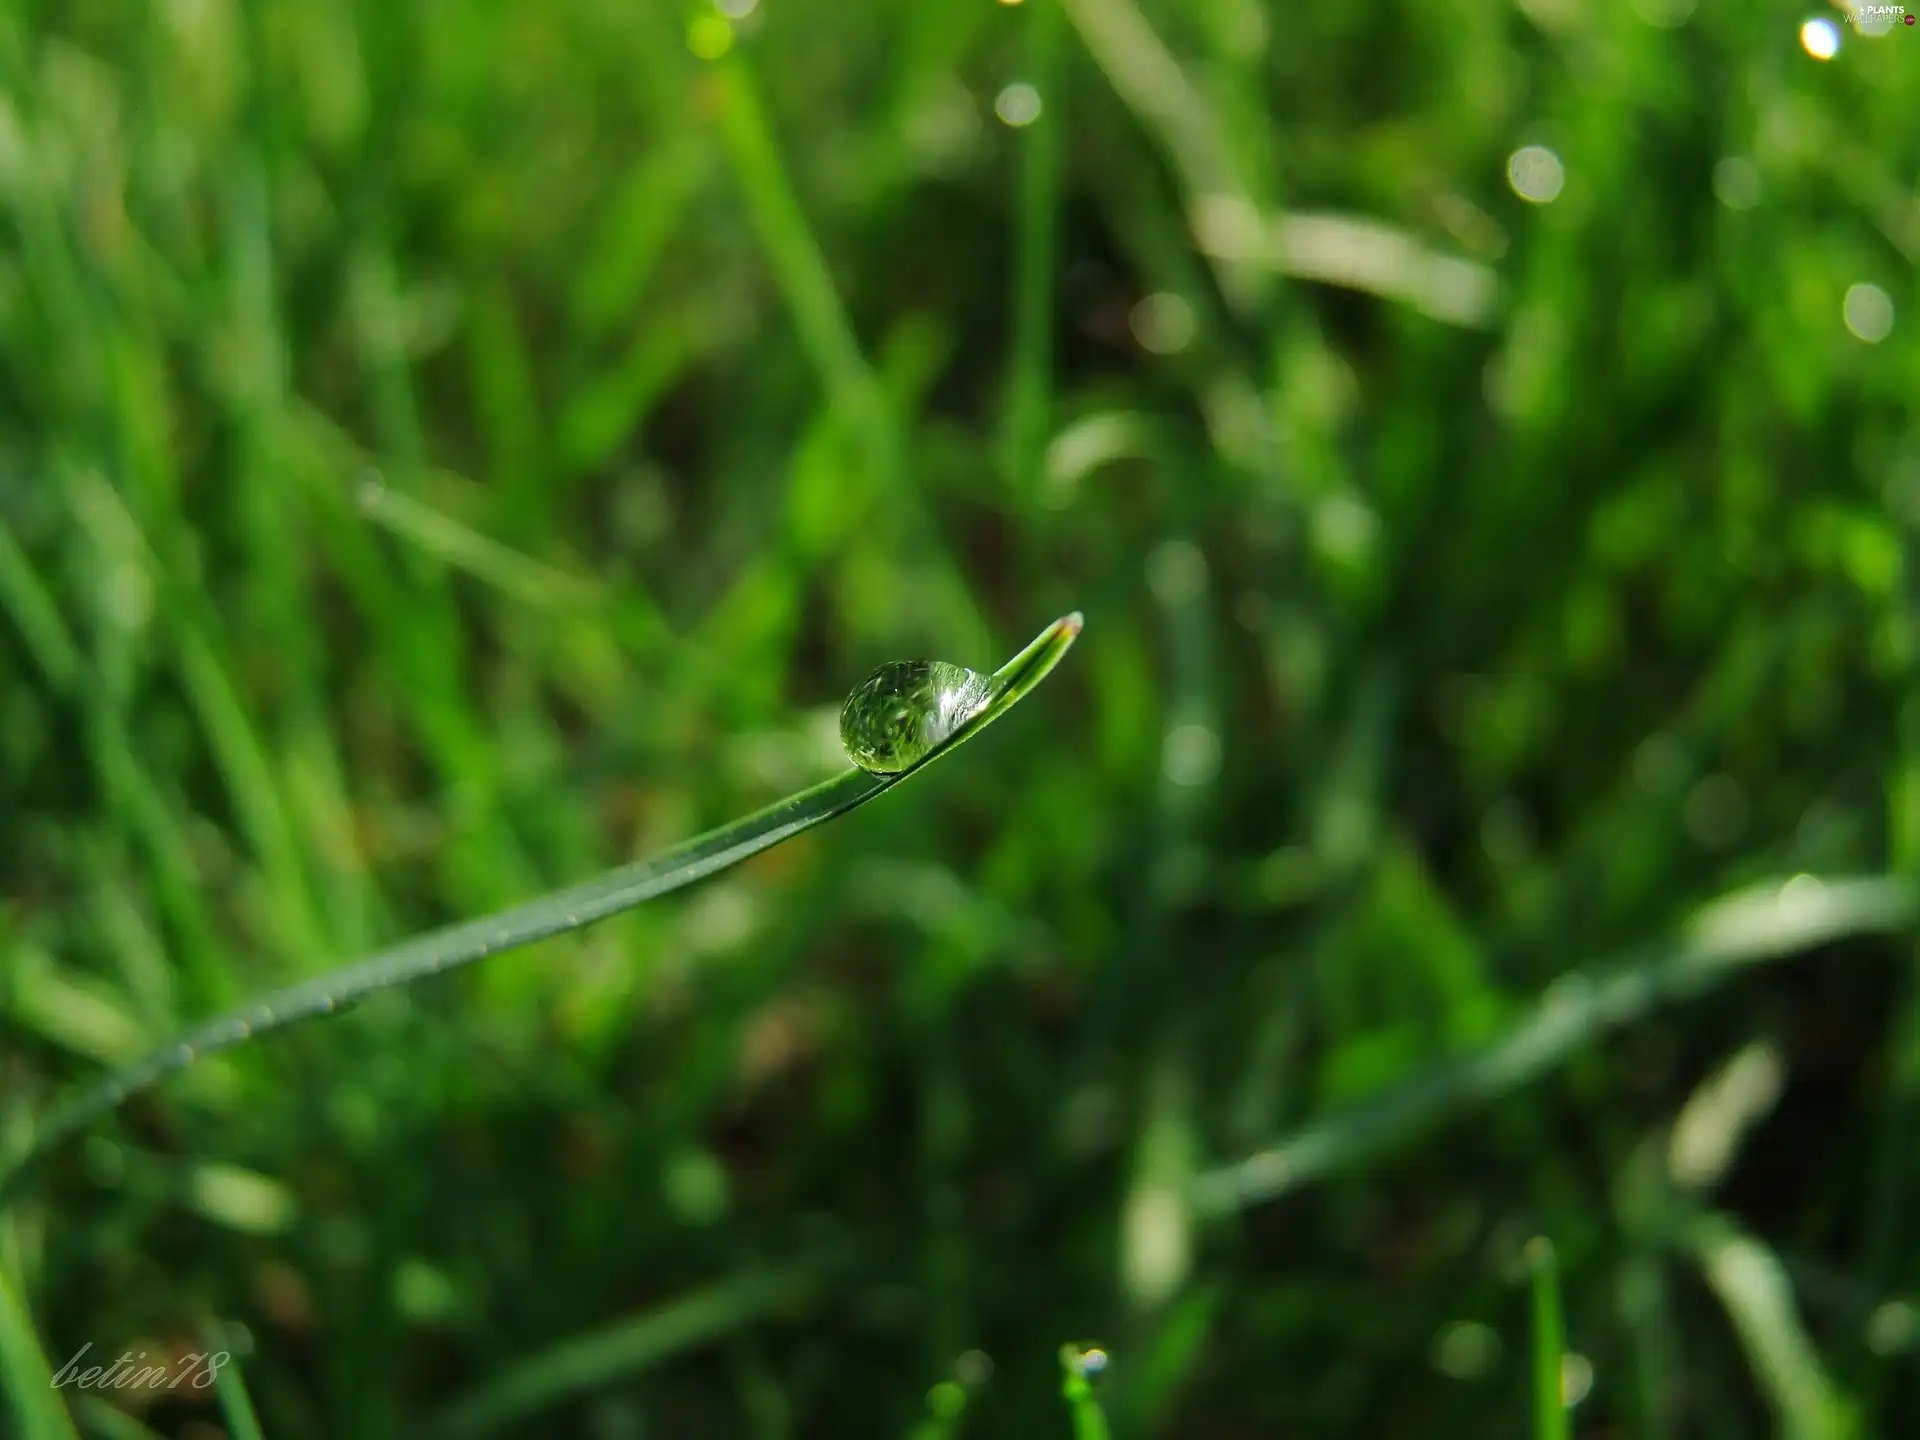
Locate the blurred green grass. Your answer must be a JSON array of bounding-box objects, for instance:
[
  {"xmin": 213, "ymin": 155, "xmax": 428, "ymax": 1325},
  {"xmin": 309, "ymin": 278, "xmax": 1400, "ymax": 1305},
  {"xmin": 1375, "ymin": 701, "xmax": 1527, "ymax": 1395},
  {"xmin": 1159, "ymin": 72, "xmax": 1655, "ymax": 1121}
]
[{"xmin": 1, "ymin": 0, "xmax": 1918, "ymax": 1435}]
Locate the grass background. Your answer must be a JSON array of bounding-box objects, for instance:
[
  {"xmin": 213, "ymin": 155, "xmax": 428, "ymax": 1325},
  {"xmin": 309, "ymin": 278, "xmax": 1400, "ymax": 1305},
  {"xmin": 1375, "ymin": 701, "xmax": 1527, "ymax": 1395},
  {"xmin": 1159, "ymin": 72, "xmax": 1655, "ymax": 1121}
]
[{"xmin": 2, "ymin": 0, "xmax": 1918, "ymax": 1434}]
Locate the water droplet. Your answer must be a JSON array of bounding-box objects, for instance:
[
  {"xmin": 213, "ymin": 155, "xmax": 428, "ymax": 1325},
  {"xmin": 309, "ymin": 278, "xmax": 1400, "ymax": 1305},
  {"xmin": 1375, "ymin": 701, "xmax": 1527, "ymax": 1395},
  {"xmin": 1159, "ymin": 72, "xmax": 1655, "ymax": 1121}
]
[
  {"xmin": 840, "ymin": 660, "xmax": 993, "ymax": 773},
  {"xmin": 1071, "ymin": 1345, "xmax": 1109, "ymax": 1376}
]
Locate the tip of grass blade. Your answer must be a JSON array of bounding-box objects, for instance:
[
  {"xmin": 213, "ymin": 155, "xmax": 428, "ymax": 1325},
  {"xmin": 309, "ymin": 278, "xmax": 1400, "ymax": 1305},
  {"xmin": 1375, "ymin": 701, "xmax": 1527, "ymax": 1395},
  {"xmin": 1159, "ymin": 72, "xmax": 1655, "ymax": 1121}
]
[
  {"xmin": 991, "ymin": 611, "xmax": 1083, "ymax": 689},
  {"xmin": 0, "ymin": 612, "xmax": 1088, "ymax": 1208},
  {"xmin": 1058, "ymin": 1344, "xmax": 1112, "ymax": 1440},
  {"xmin": 203, "ymin": 1325, "xmax": 267, "ymax": 1440},
  {"xmin": 905, "ymin": 610, "xmax": 1082, "ymax": 775}
]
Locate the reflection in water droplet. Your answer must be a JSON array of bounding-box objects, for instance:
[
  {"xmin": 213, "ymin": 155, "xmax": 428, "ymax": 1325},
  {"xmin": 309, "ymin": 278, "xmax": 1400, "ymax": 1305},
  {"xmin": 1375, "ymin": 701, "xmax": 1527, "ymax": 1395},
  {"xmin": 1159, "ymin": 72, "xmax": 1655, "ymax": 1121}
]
[{"xmin": 840, "ymin": 660, "xmax": 994, "ymax": 773}]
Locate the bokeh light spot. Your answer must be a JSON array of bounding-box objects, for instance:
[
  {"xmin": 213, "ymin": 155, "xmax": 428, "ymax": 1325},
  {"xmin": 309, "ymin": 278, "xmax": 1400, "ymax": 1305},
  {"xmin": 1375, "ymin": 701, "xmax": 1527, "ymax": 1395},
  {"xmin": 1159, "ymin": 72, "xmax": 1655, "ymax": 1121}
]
[
  {"xmin": 687, "ymin": 13, "xmax": 733, "ymax": 58},
  {"xmin": 1163, "ymin": 723, "xmax": 1222, "ymax": 788},
  {"xmin": 1867, "ymin": 1302, "xmax": 1919, "ymax": 1356},
  {"xmin": 1507, "ymin": 146, "xmax": 1565, "ymax": 204},
  {"xmin": 1844, "ymin": 283, "xmax": 1894, "ymax": 343},
  {"xmin": 1562, "ymin": 1353, "xmax": 1594, "ymax": 1407},
  {"xmin": 1129, "ymin": 292, "xmax": 1195, "ymax": 354},
  {"xmin": 1800, "ymin": 17, "xmax": 1841, "ymax": 58},
  {"xmin": 1432, "ymin": 1321, "xmax": 1502, "ymax": 1379},
  {"xmin": 994, "ymin": 82, "xmax": 1042, "ymax": 127},
  {"xmin": 1855, "ymin": 5, "xmax": 1898, "ymax": 37},
  {"xmin": 1712, "ymin": 156, "xmax": 1761, "ymax": 210}
]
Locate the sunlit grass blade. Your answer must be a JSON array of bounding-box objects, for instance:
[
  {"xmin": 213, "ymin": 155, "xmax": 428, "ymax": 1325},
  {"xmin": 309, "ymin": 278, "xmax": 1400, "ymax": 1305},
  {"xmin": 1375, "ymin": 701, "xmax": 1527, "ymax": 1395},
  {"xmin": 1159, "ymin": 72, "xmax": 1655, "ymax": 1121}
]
[
  {"xmin": 1527, "ymin": 1238, "xmax": 1571, "ymax": 1440},
  {"xmin": 352, "ymin": 474, "xmax": 602, "ymax": 611},
  {"xmin": 0, "ymin": 1263, "xmax": 81, "ymax": 1440},
  {"xmin": 0, "ymin": 615, "xmax": 1082, "ymax": 1206},
  {"xmin": 1057, "ymin": 0, "xmax": 1263, "ymax": 308},
  {"xmin": 1193, "ymin": 874, "xmax": 1918, "ymax": 1214},
  {"xmin": 1690, "ymin": 1213, "xmax": 1858, "ymax": 1440},
  {"xmin": 426, "ymin": 1260, "xmax": 828, "ymax": 1438}
]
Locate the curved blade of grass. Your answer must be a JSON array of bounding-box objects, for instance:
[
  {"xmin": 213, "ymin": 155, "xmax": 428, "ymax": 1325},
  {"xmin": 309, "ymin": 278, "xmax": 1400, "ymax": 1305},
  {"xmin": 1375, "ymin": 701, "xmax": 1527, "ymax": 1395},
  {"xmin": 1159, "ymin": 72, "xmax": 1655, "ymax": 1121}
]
[
  {"xmin": 0, "ymin": 614, "xmax": 1084, "ymax": 1206},
  {"xmin": 0, "ymin": 1263, "xmax": 81, "ymax": 1440},
  {"xmin": 204, "ymin": 1326, "xmax": 267, "ymax": 1440},
  {"xmin": 425, "ymin": 1258, "xmax": 829, "ymax": 1439},
  {"xmin": 1193, "ymin": 873, "xmax": 1918, "ymax": 1215},
  {"xmin": 1689, "ymin": 1213, "xmax": 1858, "ymax": 1440}
]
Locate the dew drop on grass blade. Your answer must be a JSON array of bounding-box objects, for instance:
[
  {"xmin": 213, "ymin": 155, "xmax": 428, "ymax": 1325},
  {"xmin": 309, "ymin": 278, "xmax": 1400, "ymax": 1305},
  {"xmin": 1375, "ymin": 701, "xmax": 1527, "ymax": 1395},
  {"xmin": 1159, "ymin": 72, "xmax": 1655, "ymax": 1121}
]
[{"xmin": 0, "ymin": 613, "xmax": 1084, "ymax": 1204}]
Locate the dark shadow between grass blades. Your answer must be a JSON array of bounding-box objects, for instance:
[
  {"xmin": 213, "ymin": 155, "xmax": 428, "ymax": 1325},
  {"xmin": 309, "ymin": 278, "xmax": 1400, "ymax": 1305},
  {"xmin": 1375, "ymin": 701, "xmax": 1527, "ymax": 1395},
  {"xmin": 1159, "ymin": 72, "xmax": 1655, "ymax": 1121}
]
[{"xmin": 0, "ymin": 613, "xmax": 1085, "ymax": 1206}]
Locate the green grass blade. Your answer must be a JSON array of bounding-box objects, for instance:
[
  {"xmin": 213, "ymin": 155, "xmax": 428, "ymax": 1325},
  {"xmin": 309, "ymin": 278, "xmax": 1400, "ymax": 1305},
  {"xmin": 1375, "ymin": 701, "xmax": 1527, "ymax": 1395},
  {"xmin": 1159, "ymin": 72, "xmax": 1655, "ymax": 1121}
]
[
  {"xmin": 352, "ymin": 476, "xmax": 602, "ymax": 612},
  {"xmin": 1058, "ymin": 0, "xmax": 1262, "ymax": 308},
  {"xmin": 205, "ymin": 1330, "xmax": 267, "ymax": 1440},
  {"xmin": 0, "ymin": 514, "xmax": 79, "ymax": 690},
  {"xmin": 0, "ymin": 1263, "xmax": 81, "ymax": 1440},
  {"xmin": 1194, "ymin": 874, "xmax": 1918, "ymax": 1214},
  {"xmin": 0, "ymin": 615, "xmax": 1082, "ymax": 1205},
  {"xmin": 711, "ymin": 59, "xmax": 885, "ymax": 449},
  {"xmin": 1001, "ymin": 0, "xmax": 1064, "ymax": 497},
  {"xmin": 1057, "ymin": 1345, "xmax": 1111, "ymax": 1440},
  {"xmin": 1527, "ymin": 1238, "xmax": 1571, "ymax": 1440},
  {"xmin": 1690, "ymin": 1213, "xmax": 1857, "ymax": 1440},
  {"xmin": 426, "ymin": 1261, "xmax": 827, "ymax": 1438}
]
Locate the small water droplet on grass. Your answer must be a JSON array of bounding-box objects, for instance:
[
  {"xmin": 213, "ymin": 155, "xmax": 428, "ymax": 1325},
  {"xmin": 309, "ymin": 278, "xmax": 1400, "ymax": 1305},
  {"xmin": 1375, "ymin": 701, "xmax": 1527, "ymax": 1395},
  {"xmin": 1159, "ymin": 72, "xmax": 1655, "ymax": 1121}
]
[{"xmin": 839, "ymin": 660, "xmax": 993, "ymax": 773}]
